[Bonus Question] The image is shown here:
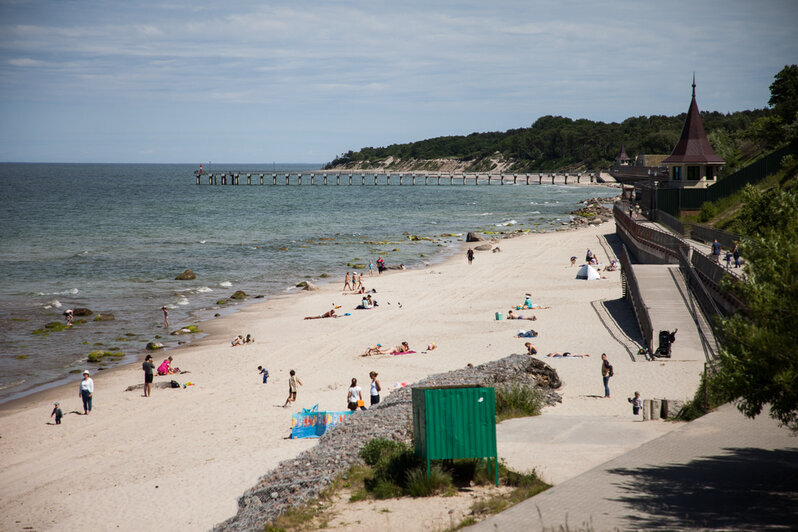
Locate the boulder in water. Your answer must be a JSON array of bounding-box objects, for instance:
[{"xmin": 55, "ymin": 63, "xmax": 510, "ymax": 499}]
[
  {"xmin": 230, "ymin": 290, "xmax": 247, "ymax": 300},
  {"xmin": 175, "ymin": 269, "xmax": 196, "ymax": 280},
  {"xmin": 73, "ymin": 308, "xmax": 93, "ymax": 316},
  {"xmin": 466, "ymin": 232, "xmax": 483, "ymax": 242},
  {"xmin": 146, "ymin": 342, "xmax": 164, "ymax": 350}
]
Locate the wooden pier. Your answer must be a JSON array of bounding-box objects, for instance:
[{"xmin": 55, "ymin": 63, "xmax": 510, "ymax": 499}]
[{"xmin": 193, "ymin": 171, "xmax": 601, "ymax": 186}]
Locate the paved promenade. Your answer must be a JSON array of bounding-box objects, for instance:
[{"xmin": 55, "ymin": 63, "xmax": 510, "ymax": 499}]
[
  {"xmin": 633, "ymin": 263, "xmax": 714, "ymax": 362},
  {"xmin": 468, "ymin": 403, "xmax": 798, "ymax": 531}
]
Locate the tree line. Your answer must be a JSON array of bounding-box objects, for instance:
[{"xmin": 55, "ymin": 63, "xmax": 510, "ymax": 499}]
[{"xmin": 325, "ymin": 109, "xmax": 776, "ymax": 174}]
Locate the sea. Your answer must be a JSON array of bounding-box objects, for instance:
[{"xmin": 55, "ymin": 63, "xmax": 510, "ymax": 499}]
[{"xmin": 0, "ymin": 163, "xmax": 610, "ymax": 403}]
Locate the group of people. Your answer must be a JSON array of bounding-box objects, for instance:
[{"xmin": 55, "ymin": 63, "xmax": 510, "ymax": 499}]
[
  {"xmin": 712, "ymin": 239, "xmax": 742, "ymax": 269},
  {"xmin": 346, "ymin": 371, "xmax": 382, "ymax": 411},
  {"xmin": 231, "ymin": 334, "xmax": 254, "ymax": 346},
  {"xmin": 360, "ymin": 341, "xmax": 412, "ymax": 356}
]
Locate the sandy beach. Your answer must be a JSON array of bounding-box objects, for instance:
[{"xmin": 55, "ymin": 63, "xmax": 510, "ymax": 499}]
[{"xmin": 0, "ymin": 222, "xmax": 706, "ymax": 531}]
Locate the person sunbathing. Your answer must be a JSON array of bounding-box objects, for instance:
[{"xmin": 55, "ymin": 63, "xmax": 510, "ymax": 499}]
[
  {"xmin": 521, "ymin": 297, "xmax": 549, "ymax": 309},
  {"xmin": 231, "ymin": 335, "xmax": 243, "ymax": 346},
  {"xmin": 360, "ymin": 341, "xmax": 410, "ymax": 356},
  {"xmin": 304, "ymin": 308, "xmax": 336, "ymax": 320},
  {"xmin": 546, "ymin": 352, "xmax": 590, "ymax": 358},
  {"xmin": 515, "ymin": 329, "xmax": 538, "ymax": 338},
  {"xmin": 507, "ymin": 310, "xmax": 536, "ymax": 321}
]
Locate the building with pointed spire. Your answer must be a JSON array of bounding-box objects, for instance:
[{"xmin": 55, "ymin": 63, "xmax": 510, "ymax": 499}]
[
  {"xmin": 615, "ymin": 144, "xmax": 631, "ymax": 165},
  {"xmin": 661, "ymin": 76, "xmax": 725, "ymax": 188}
]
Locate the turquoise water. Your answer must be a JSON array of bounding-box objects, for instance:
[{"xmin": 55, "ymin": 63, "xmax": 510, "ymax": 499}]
[{"xmin": 0, "ymin": 163, "xmax": 607, "ymax": 401}]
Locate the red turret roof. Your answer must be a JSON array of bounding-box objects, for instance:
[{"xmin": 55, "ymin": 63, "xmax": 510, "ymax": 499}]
[
  {"xmin": 663, "ymin": 78, "xmax": 725, "ymax": 165},
  {"xmin": 616, "ymin": 144, "xmax": 630, "ymax": 161}
]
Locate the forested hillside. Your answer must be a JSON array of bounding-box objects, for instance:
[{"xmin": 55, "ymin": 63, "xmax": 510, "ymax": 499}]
[{"xmin": 325, "ymin": 109, "xmax": 774, "ymax": 175}]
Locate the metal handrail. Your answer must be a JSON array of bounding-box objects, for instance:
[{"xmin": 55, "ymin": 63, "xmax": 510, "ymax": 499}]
[
  {"xmin": 654, "ymin": 209, "xmax": 685, "ymax": 236},
  {"xmin": 619, "ymin": 243, "xmax": 654, "ymax": 351}
]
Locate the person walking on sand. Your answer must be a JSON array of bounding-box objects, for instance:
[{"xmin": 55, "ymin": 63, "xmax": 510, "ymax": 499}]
[
  {"xmin": 467, "ymin": 247, "xmax": 474, "ymax": 265},
  {"xmin": 143, "ymin": 354, "xmax": 155, "ymax": 397},
  {"xmin": 347, "ymin": 377, "xmax": 364, "ymax": 411},
  {"xmin": 51, "ymin": 402, "xmax": 63, "ymax": 424},
  {"xmin": 368, "ymin": 260, "xmax": 374, "ymax": 277},
  {"xmin": 369, "ymin": 371, "xmax": 381, "ymax": 406},
  {"xmin": 376, "ymin": 256, "xmax": 385, "ymax": 275},
  {"xmin": 356, "ymin": 272, "xmax": 364, "ymax": 291},
  {"xmin": 601, "ymin": 353, "xmax": 613, "ymax": 398},
  {"xmin": 283, "ymin": 370, "xmax": 302, "ymax": 408},
  {"xmin": 162, "ymin": 306, "xmax": 169, "ymax": 329},
  {"xmin": 343, "ymin": 272, "xmax": 352, "ymax": 291},
  {"xmin": 79, "ymin": 370, "xmax": 93, "ymax": 414}
]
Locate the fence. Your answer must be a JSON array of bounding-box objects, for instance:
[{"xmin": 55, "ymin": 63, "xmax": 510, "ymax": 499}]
[
  {"xmin": 691, "ymin": 249, "xmax": 747, "ymax": 314},
  {"xmin": 620, "ymin": 244, "xmax": 653, "ymax": 351},
  {"xmin": 654, "ymin": 209, "xmax": 685, "ymax": 236},
  {"xmin": 690, "ymin": 224, "xmax": 739, "ymax": 249}
]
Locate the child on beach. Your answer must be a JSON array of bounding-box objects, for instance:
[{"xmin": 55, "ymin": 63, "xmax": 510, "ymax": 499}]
[
  {"xmin": 258, "ymin": 366, "xmax": 269, "ymax": 384},
  {"xmin": 629, "ymin": 392, "xmax": 642, "ymax": 415},
  {"xmin": 524, "ymin": 342, "xmax": 538, "ymax": 356},
  {"xmin": 50, "ymin": 402, "xmax": 63, "ymax": 424},
  {"xmin": 282, "ymin": 370, "xmax": 302, "ymax": 408}
]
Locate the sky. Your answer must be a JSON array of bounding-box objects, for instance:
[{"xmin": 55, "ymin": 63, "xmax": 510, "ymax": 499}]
[{"xmin": 0, "ymin": 0, "xmax": 796, "ymax": 164}]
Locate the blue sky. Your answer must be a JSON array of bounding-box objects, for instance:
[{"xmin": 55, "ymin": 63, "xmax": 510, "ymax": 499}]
[{"xmin": 1, "ymin": 0, "xmax": 796, "ymax": 163}]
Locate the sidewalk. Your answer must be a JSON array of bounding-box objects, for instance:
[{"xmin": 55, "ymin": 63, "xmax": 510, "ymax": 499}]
[{"xmin": 467, "ymin": 403, "xmax": 798, "ymax": 531}]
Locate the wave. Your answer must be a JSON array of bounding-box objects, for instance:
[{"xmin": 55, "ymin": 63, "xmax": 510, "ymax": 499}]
[
  {"xmin": 529, "ymin": 211, "xmax": 541, "ymax": 215},
  {"xmin": 495, "ymin": 220, "xmax": 517, "ymax": 227},
  {"xmin": 219, "ymin": 281, "xmax": 232, "ymax": 288},
  {"xmin": 196, "ymin": 287, "xmax": 213, "ymax": 293},
  {"xmin": 43, "ymin": 299, "xmax": 62, "ymax": 309},
  {"xmin": 37, "ymin": 288, "xmax": 79, "ymax": 296},
  {"xmin": 0, "ymin": 379, "xmax": 25, "ymax": 391},
  {"xmin": 176, "ymin": 296, "xmax": 190, "ymax": 306}
]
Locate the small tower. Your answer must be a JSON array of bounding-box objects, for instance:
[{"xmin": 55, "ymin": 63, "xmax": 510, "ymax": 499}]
[
  {"xmin": 662, "ymin": 76, "xmax": 725, "ymax": 188},
  {"xmin": 615, "ymin": 144, "xmax": 631, "ymax": 166}
]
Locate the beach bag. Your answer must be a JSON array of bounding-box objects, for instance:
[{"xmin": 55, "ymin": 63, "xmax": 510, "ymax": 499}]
[
  {"xmin": 356, "ymin": 399, "xmax": 365, "ymax": 407},
  {"xmin": 170, "ymin": 380, "xmax": 180, "ymax": 388}
]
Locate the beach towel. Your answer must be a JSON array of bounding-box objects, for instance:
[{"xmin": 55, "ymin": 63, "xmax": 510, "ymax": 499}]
[{"xmin": 391, "ymin": 350, "xmax": 416, "ymax": 356}]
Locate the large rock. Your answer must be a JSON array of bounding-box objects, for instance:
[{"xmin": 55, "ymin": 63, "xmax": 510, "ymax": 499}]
[
  {"xmin": 146, "ymin": 342, "xmax": 164, "ymax": 350},
  {"xmin": 72, "ymin": 307, "xmax": 93, "ymax": 316},
  {"xmin": 230, "ymin": 290, "xmax": 247, "ymax": 300},
  {"xmin": 466, "ymin": 232, "xmax": 483, "ymax": 242},
  {"xmin": 296, "ymin": 281, "xmax": 318, "ymax": 291},
  {"xmin": 175, "ymin": 269, "xmax": 196, "ymax": 280},
  {"xmin": 474, "ymin": 244, "xmax": 493, "ymax": 251}
]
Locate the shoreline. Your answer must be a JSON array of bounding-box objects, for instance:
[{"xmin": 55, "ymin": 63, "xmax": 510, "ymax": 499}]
[{"xmin": 0, "ymin": 214, "xmax": 581, "ymax": 412}]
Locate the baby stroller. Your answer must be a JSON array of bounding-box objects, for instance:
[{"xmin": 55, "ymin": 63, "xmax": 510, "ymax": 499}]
[{"xmin": 652, "ymin": 329, "xmax": 677, "ymax": 358}]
